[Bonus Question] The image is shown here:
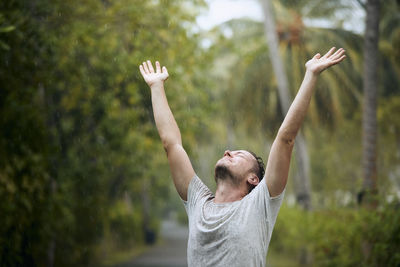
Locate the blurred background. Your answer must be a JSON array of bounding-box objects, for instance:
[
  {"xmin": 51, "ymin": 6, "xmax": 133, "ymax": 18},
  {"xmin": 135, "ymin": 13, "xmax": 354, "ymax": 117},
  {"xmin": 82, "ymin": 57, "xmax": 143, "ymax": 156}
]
[{"xmin": 0, "ymin": 0, "xmax": 399, "ymax": 266}]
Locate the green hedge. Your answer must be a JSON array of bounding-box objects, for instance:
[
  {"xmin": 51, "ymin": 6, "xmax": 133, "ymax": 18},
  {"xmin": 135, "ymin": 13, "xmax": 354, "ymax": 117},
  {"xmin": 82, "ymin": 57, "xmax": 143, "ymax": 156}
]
[{"xmin": 270, "ymin": 202, "xmax": 400, "ymax": 266}]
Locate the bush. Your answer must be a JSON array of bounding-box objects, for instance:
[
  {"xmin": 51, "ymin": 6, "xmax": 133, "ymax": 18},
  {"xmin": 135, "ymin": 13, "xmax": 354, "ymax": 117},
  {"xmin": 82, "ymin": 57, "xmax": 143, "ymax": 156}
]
[{"xmin": 270, "ymin": 202, "xmax": 400, "ymax": 266}]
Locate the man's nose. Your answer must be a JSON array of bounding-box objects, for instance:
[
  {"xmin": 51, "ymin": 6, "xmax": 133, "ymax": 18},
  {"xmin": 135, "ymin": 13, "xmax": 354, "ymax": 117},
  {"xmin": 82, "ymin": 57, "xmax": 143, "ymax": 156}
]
[{"xmin": 224, "ymin": 150, "xmax": 232, "ymax": 157}]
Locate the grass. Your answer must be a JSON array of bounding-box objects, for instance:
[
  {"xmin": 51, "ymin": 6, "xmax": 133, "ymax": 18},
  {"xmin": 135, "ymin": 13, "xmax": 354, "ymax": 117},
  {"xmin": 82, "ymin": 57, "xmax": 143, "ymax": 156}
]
[
  {"xmin": 267, "ymin": 249, "xmax": 300, "ymax": 267},
  {"xmin": 97, "ymin": 245, "xmax": 148, "ymax": 267}
]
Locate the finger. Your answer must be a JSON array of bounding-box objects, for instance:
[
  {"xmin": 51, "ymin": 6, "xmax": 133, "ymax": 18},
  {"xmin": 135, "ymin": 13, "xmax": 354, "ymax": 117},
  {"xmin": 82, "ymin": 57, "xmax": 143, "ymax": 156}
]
[
  {"xmin": 329, "ymin": 55, "xmax": 346, "ymax": 67},
  {"xmin": 156, "ymin": 61, "xmax": 161, "ymax": 73},
  {"xmin": 139, "ymin": 65, "xmax": 146, "ymax": 76},
  {"xmin": 147, "ymin": 60, "xmax": 155, "ymax": 73},
  {"xmin": 331, "ymin": 49, "xmax": 345, "ymax": 60},
  {"xmin": 162, "ymin": 66, "xmax": 169, "ymax": 76},
  {"xmin": 142, "ymin": 61, "xmax": 150, "ymax": 74},
  {"xmin": 323, "ymin": 47, "xmax": 336, "ymax": 58},
  {"xmin": 313, "ymin": 53, "xmax": 321, "ymax": 59},
  {"xmin": 331, "ymin": 48, "xmax": 344, "ymax": 58},
  {"xmin": 333, "ymin": 55, "xmax": 346, "ymax": 64}
]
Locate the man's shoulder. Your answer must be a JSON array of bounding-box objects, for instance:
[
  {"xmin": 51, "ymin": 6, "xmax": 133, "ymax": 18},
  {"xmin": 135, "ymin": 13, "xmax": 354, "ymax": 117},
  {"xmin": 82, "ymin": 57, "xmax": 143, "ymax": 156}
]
[{"xmin": 186, "ymin": 174, "xmax": 214, "ymax": 204}]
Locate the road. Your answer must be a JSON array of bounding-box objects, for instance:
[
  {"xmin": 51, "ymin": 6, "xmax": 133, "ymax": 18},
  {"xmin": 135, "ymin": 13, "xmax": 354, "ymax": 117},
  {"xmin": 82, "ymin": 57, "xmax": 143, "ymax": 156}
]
[
  {"xmin": 114, "ymin": 220, "xmax": 188, "ymax": 267},
  {"xmin": 112, "ymin": 219, "xmax": 293, "ymax": 267}
]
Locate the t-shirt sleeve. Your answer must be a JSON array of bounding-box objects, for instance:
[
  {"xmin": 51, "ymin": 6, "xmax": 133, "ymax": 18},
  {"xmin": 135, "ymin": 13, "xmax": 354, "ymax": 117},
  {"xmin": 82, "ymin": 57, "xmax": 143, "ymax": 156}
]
[
  {"xmin": 182, "ymin": 174, "xmax": 213, "ymax": 217},
  {"xmin": 250, "ymin": 179, "xmax": 285, "ymax": 227}
]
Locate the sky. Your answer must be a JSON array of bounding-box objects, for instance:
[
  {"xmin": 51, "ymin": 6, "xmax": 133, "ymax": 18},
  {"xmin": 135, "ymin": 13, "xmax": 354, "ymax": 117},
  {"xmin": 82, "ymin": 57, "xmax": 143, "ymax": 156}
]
[
  {"xmin": 196, "ymin": 0, "xmax": 365, "ymax": 34},
  {"xmin": 196, "ymin": 0, "xmax": 263, "ymax": 30}
]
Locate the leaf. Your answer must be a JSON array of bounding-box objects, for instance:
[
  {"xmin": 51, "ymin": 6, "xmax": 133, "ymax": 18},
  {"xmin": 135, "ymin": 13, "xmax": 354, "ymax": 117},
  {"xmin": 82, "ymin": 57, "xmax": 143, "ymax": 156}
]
[
  {"xmin": 0, "ymin": 40, "xmax": 9, "ymax": 50},
  {"xmin": 0, "ymin": 25, "xmax": 16, "ymax": 32}
]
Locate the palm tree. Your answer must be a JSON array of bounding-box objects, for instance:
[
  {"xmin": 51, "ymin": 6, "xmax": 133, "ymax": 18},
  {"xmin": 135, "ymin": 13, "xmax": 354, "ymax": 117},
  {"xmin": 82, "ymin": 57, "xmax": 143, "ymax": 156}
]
[
  {"xmin": 208, "ymin": 0, "xmax": 365, "ymax": 208},
  {"xmin": 261, "ymin": 0, "xmax": 369, "ymax": 207},
  {"xmin": 260, "ymin": 0, "xmax": 312, "ymax": 210},
  {"xmin": 361, "ymin": 0, "xmax": 380, "ymax": 205},
  {"xmin": 262, "ymin": 0, "xmax": 364, "ymax": 126}
]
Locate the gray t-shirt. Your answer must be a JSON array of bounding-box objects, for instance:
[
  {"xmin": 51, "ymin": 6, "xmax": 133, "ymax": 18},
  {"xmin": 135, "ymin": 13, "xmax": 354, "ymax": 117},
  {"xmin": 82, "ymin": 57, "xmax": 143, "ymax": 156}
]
[{"xmin": 183, "ymin": 175, "xmax": 284, "ymax": 267}]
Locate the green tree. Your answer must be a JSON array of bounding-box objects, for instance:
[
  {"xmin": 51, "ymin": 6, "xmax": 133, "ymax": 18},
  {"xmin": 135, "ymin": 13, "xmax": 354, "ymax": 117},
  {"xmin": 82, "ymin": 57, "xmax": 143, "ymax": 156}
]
[{"xmin": 0, "ymin": 0, "xmax": 214, "ymax": 266}]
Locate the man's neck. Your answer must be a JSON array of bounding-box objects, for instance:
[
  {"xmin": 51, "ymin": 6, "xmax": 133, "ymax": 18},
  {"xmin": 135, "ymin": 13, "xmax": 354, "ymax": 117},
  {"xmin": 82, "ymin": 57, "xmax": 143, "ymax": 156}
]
[{"xmin": 214, "ymin": 181, "xmax": 248, "ymax": 203}]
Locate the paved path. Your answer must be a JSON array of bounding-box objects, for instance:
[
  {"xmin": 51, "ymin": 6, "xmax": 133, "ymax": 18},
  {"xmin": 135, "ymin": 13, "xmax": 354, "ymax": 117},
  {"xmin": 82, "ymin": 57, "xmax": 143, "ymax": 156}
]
[{"xmin": 115, "ymin": 220, "xmax": 188, "ymax": 267}]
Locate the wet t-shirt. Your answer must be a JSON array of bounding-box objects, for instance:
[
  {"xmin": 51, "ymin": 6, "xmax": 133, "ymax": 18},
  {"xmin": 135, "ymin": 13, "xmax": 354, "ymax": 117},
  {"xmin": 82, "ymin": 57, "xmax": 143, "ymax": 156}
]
[{"xmin": 183, "ymin": 175, "xmax": 284, "ymax": 267}]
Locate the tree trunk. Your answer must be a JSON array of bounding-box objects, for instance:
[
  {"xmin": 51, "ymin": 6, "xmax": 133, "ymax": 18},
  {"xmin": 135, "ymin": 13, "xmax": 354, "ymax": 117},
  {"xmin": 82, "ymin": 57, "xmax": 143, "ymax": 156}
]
[
  {"xmin": 359, "ymin": 0, "xmax": 380, "ymax": 263},
  {"xmin": 39, "ymin": 83, "xmax": 57, "ymax": 267},
  {"xmin": 260, "ymin": 0, "xmax": 312, "ymax": 210},
  {"xmin": 361, "ymin": 0, "xmax": 380, "ymax": 206},
  {"xmin": 362, "ymin": 0, "xmax": 380, "ymax": 196},
  {"xmin": 142, "ymin": 179, "xmax": 156, "ymax": 244}
]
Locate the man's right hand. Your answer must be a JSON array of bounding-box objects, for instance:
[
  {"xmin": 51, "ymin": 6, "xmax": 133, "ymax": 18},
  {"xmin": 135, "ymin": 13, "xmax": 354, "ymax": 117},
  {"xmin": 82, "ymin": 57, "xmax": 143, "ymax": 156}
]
[
  {"xmin": 139, "ymin": 60, "xmax": 169, "ymax": 87},
  {"xmin": 138, "ymin": 59, "xmax": 194, "ymax": 201}
]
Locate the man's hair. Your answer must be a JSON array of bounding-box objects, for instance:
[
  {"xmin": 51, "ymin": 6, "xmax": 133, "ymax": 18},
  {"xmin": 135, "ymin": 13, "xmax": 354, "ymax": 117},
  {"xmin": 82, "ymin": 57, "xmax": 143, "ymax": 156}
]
[{"xmin": 247, "ymin": 151, "xmax": 265, "ymax": 192}]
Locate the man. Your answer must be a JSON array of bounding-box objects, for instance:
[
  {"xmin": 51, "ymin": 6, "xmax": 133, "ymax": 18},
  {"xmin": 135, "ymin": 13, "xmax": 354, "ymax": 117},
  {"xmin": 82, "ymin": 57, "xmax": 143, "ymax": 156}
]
[{"xmin": 139, "ymin": 47, "xmax": 346, "ymax": 266}]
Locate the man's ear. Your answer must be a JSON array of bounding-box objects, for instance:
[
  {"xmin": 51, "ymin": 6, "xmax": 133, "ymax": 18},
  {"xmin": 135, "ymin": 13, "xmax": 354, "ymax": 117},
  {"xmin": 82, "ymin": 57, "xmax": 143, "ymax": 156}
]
[{"xmin": 247, "ymin": 174, "xmax": 259, "ymax": 186}]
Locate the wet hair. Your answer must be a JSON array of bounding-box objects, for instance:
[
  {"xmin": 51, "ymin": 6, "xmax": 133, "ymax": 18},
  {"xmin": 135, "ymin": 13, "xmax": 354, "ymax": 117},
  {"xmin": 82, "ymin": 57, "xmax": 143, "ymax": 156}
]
[{"xmin": 247, "ymin": 151, "xmax": 265, "ymax": 192}]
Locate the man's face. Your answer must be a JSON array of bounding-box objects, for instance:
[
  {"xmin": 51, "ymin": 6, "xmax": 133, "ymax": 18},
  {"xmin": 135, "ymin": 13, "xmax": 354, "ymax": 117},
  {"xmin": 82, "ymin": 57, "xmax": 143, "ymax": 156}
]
[{"xmin": 214, "ymin": 150, "xmax": 256, "ymax": 185}]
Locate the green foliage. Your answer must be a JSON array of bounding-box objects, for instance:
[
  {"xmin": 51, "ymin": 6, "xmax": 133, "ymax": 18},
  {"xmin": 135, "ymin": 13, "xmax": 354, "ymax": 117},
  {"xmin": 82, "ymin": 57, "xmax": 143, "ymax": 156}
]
[
  {"xmin": 378, "ymin": 96, "xmax": 400, "ymax": 192},
  {"xmin": 0, "ymin": 0, "xmax": 211, "ymax": 265},
  {"xmin": 108, "ymin": 200, "xmax": 144, "ymax": 247},
  {"xmin": 0, "ymin": 13, "xmax": 15, "ymax": 50},
  {"xmin": 307, "ymin": 119, "xmax": 362, "ymax": 199},
  {"xmin": 270, "ymin": 203, "xmax": 400, "ymax": 266}
]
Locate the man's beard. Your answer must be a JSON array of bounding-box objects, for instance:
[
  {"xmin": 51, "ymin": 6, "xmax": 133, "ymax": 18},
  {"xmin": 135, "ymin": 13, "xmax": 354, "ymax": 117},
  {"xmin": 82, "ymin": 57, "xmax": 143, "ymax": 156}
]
[{"xmin": 214, "ymin": 164, "xmax": 241, "ymax": 186}]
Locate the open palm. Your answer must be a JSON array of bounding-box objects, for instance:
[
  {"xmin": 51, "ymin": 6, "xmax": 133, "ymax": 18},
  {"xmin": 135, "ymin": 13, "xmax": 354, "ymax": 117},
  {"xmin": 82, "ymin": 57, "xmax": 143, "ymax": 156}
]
[
  {"xmin": 305, "ymin": 47, "xmax": 346, "ymax": 74},
  {"xmin": 139, "ymin": 60, "xmax": 169, "ymax": 87}
]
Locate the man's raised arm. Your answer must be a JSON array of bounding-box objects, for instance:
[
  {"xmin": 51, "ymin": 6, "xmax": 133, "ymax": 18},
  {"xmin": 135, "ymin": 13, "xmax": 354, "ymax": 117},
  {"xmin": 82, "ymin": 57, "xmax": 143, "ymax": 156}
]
[
  {"xmin": 139, "ymin": 60, "xmax": 195, "ymax": 201},
  {"xmin": 265, "ymin": 47, "xmax": 346, "ymax": 197}
]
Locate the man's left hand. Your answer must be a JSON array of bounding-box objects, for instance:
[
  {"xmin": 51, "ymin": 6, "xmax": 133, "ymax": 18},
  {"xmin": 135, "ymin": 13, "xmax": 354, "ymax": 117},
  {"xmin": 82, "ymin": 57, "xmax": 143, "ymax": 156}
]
[{"xmin": 305, "ymin": 47, "xmax": 346, "ymax": 74}]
